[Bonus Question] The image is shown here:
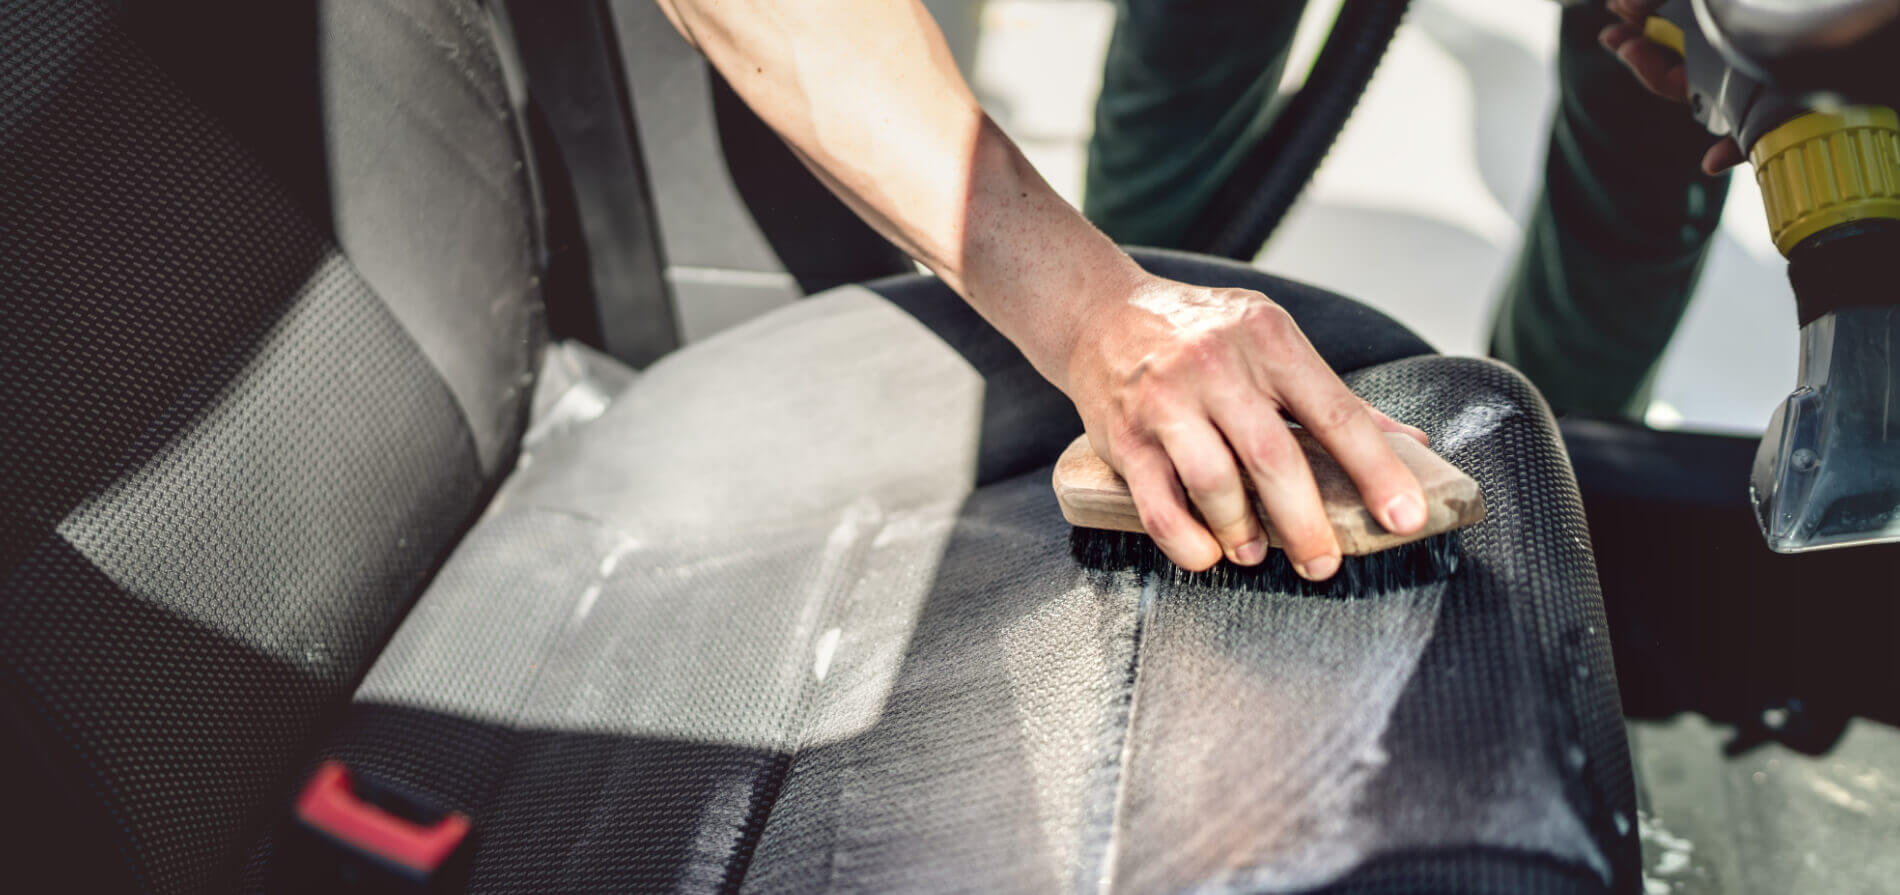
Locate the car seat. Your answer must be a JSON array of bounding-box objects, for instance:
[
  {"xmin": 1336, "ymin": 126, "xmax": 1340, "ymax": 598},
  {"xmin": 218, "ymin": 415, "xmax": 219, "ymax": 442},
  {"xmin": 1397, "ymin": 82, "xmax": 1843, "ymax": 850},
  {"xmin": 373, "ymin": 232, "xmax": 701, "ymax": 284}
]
[{"xmin": 1, "ymin": 1, "xmax": 1639, "ymax": 892}]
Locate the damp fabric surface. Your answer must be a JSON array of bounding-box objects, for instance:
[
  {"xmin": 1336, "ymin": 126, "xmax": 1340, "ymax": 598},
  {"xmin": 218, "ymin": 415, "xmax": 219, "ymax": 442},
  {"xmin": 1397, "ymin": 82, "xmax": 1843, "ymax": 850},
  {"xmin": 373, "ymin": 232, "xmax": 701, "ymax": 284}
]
[{"xmin": 253, "ymin": 285, "xmax": 1638, "ymax": 894}]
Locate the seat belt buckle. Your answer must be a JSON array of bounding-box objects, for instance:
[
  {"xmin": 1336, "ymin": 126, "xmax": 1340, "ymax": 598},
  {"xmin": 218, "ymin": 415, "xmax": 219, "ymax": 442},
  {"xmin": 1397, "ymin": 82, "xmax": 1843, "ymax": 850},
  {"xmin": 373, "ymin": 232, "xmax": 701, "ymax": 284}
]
[{"xmin": 286, "ymin": 760, "xmax": 473, "ymax": 892}]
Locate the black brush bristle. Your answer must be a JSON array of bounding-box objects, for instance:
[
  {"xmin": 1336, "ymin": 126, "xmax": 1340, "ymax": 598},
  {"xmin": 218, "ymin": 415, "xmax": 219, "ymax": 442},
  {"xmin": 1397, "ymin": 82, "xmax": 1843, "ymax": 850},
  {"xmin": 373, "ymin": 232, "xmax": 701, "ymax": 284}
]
[{"xmin": 1070, "ymin": 526, "xmax": 1463, "ymax": 598}]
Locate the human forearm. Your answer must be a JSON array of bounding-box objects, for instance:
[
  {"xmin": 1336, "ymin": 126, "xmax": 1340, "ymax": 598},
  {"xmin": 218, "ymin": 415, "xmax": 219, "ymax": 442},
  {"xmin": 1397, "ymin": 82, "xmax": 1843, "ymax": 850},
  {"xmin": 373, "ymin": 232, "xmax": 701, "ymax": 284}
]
[
  {"xmin": 655, "ymin": 0, "xmax": 1137, "ymax": 386},
  {"xmin": 658, "ymin": 0, "xmax": 1428, "ymax": 578}
]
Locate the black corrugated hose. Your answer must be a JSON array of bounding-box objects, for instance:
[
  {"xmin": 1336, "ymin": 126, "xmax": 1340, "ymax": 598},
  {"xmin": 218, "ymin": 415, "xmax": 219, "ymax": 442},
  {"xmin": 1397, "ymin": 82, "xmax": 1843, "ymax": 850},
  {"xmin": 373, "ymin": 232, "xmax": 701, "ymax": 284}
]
[{"xmin": 1181, "ymin": 0, "xmax": 1414, "ymax": 261}]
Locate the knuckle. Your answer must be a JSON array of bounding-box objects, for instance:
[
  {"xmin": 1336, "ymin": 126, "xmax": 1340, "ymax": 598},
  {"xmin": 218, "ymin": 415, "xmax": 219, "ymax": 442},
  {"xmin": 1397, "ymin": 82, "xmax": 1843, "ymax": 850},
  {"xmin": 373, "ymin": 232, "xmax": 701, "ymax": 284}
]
[
  {"xmin": 1124, "ymin": 383, "xmax": 1173, "ymax": 426},
  {"xmin": 1210, "ymin": 512, "xmax": 1257, "ymax": 540},
  {"xmin": 1177, "ymin": 464, "xmax": 1228, "ymax": 501},
  {"xmin": 1245, "ymin": 431, "xmax": 1297, "ymax": 474},
  {"xmin": 1245, "ymin": 303, "xmax": 1297, "ymax": 343},
  {"xmin": 1148, "ymin": 417, "xmax": 1194, "ymax": 447},
  {"xmin": 1310, "ymin": 397, "xmax": 1360, "ymax": 433},
  {"xmin": 1105, "ymin": 427, "xmax": 1146, "ymax": 461},
  {"xmin": 1138, "ymin": 504, "xmax": 1180, "ymax": 541}
]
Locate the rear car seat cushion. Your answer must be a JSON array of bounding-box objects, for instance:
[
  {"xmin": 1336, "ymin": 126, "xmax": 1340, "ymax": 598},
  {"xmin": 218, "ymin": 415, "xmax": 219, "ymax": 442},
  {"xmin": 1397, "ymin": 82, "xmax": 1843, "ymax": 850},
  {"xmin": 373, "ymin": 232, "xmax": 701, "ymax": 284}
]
[{"xmin": 265, "ymin": 250, "xmax": 1639, "ymax": 893}]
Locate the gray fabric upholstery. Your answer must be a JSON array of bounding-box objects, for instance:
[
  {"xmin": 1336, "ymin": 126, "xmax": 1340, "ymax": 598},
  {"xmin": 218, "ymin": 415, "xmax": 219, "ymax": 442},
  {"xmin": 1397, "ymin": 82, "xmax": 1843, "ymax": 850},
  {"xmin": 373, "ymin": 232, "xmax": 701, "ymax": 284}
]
[
  {"xmin": 252, "ymin": 290, "xmax": 995, "ymax": 891},
  {"xmin": 290, "ymin": 264, "xmax": 1636, "ymax": 893},
  {"xmin": 315, "ymin": 0, "xmax": 542, "ymax": 475},
  {"xmin": 0, "ymin": 1, "xmax": 537, "ymax": 890}
]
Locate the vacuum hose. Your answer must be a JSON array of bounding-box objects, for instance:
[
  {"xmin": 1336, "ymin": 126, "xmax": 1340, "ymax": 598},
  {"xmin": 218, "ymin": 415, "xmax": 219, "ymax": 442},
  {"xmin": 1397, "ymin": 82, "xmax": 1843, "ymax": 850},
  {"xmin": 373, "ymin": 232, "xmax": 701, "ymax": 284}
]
[{"xmin": 1181, "ymin": 0, "xmax": 1413, "ymax": 261}]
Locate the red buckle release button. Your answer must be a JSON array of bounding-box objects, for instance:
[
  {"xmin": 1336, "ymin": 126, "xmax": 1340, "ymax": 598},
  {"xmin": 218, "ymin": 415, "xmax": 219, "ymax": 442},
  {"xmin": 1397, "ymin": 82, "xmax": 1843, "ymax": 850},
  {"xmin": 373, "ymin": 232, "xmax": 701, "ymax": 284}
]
[{"xmin": 295, "ymin": 761, "xmax": 471, "ymax": 877}]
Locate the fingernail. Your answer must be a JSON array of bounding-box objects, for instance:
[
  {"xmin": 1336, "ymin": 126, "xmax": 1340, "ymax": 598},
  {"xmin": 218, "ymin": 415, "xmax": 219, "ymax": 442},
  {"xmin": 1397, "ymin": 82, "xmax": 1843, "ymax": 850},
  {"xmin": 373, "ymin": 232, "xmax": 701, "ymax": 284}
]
[
  {"xmin": 1297, "ymin": 553, "xmax": 1340, "ymax": 581},
  {"xmin": 1236, "ymin": 537, "xmax": 1267, "ymax": 565},
  {"xmin": 1385, "ymin": 494, "xmax": 1426, "ymax": 533}
]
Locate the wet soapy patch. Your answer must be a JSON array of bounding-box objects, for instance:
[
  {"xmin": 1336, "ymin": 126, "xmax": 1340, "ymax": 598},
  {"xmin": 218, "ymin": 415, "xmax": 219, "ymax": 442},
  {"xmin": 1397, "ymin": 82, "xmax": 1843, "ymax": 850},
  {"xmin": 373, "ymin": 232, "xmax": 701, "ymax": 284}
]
[
  {"xmin": 1001, "ymin": 567, "xmax": 1147, "ymax": 892},
  {"xmin": 1105, "ymin": 577, "xmax": 1447, "ymax": 893},
  {"xmin": 1639, "ymin": 809, "xmax": 1698, "ymax": 895},
  {"xmin": 1432, "ymin": 397, "xmax": 1521, "ymax": 456}
]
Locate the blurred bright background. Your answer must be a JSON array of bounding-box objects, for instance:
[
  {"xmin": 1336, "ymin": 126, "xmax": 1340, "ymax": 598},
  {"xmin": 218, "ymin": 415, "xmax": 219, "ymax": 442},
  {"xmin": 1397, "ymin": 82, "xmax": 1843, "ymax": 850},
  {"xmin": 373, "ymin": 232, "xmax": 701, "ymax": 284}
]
[{"xmin": 927, "ymin": 0, "xmax": 1797, "ymax": 434}]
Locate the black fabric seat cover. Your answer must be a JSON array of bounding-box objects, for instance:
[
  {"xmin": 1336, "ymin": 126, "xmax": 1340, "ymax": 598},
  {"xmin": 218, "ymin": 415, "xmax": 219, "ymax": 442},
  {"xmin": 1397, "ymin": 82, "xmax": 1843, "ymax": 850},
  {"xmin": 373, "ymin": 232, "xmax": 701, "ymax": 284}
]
[
  {"xmin": 2, "ymin": 1, "xmax": 537, "ymax": 891},
  {"xmin": 246, "ymin": 253, "xmax": 1638, "ymax": 893},
  {"xmin": 3, "ymin": 1, "xmax": 1639, "ymax": 892}
]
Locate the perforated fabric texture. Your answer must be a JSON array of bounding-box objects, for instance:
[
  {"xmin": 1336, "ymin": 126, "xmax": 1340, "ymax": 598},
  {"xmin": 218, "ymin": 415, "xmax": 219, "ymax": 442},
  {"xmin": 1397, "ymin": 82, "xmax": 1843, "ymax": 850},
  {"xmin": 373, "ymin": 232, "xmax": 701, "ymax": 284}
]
[
  {"xmin": 4, "ymin": 0, "xmax": 339, "ymax": 576},
  {"xmin": 119, "ymin": 0, "xmax": 545, "ymax": 476},
  {"xmin": 248, "ymin": 290, "xmax": 998, "ymax": 891},
  {"xmin": 738, "ymin": 472, "xmax": 1140, "ymax": 894},
  {"xmin": 1101, "ymin": 356, "xmax": 1633, "ymax": 894},
  {"xmin": 284, "ymin": 254, "xmax": 1636, "ymax": 893},
  {"xmin": 0, "ymin": 1, "xmax": 535, "ymax": 891},
  {"xmin": 743, "ymin": 359, "xmax": 1635, "ymax": 895}
]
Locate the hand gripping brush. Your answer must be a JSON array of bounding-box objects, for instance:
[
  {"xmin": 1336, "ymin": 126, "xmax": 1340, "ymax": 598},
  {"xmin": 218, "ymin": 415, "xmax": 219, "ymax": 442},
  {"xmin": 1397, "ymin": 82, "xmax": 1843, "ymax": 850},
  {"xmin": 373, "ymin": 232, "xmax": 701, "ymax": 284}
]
[{"xmin": 1055, "ymin": 429, "xmax": 1485, "ymax": 597}]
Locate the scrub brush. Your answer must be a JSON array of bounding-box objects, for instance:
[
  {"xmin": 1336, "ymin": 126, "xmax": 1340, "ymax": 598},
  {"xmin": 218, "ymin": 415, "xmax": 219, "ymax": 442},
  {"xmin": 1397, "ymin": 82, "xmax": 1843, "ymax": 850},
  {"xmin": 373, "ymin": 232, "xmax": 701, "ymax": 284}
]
[{"xmin": 1055, "ymin": 429, "xmax": 1485, "ymax": 597}]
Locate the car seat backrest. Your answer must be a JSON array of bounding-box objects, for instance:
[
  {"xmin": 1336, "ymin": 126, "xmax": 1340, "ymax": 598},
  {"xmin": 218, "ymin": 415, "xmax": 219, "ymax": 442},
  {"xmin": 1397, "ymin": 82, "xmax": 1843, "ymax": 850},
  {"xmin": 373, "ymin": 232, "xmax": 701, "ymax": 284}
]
[{"xmin": 0, "ymin": 0, "xmax": 540, "ymax": 890}]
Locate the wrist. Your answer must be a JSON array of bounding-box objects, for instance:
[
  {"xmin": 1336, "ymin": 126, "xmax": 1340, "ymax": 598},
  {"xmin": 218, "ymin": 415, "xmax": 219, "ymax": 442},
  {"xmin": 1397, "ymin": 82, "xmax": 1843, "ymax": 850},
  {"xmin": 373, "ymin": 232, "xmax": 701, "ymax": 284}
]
[
  {"xmin": 960, "ymin": 216, "xmax": 1145, "ymax": 392},
  {"xmin": 1040, "ymin": 244, "xmax": 1148, "ymax": 390}
]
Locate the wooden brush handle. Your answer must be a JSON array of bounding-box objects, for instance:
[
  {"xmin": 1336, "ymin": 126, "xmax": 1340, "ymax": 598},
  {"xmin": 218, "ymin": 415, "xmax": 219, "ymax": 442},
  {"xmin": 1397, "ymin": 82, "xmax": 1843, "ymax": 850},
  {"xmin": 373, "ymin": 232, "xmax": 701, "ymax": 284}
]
[{"xmin": 1052, "ymin": 431, "xmax": 1485, "ymax": 556}]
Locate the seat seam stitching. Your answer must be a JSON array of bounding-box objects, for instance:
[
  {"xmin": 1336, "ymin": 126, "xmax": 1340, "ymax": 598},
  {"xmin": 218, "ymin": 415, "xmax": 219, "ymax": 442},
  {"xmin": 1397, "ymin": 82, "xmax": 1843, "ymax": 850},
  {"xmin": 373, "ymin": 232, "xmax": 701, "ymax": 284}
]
[{"xmin": 1092, "ymin": 573, "xmax": 1156, "ymax": 894}]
